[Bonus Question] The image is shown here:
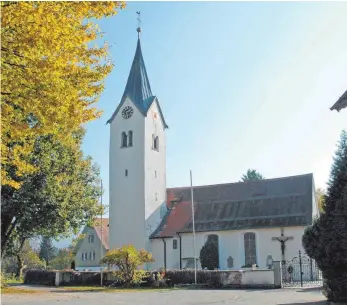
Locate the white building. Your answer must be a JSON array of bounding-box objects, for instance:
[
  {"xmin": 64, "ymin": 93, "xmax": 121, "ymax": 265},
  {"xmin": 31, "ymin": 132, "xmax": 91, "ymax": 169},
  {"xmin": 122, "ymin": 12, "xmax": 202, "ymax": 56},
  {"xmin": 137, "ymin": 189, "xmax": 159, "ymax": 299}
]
[{"xmin": 76, "ymin": 27, "xmax": 319, "ymax": 271}]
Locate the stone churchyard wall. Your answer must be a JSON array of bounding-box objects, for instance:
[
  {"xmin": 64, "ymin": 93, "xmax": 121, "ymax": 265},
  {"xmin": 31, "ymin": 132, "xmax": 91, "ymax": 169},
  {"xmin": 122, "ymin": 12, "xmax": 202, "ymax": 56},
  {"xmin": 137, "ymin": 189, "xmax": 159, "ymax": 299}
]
[
  {"xmin": 25, "ymin": 268, "xmax": 279, "ymax": 289},
  {"xmin": 165, "ymin": 269, "xmax": 276, "ymax": 288}
]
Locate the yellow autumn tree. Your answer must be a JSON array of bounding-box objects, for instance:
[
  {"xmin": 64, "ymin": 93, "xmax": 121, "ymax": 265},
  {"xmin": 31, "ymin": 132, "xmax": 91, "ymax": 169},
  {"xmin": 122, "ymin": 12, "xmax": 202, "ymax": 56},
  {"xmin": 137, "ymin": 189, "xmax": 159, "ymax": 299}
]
[{"xmin": 1, "ymin": 1, "xmax": 126, "ymax": 188}]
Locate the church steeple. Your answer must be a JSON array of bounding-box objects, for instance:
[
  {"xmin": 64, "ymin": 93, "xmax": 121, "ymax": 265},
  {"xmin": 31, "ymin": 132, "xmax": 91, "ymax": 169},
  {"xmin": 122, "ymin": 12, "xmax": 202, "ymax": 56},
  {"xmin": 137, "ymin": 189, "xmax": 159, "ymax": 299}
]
[
  {"xmin": 107, "ymin": 26, "xmax": 156, "ymax": 124},
  {"xmin": 121, "ymin": 37, "xmax": 153, "ymax": 112}
]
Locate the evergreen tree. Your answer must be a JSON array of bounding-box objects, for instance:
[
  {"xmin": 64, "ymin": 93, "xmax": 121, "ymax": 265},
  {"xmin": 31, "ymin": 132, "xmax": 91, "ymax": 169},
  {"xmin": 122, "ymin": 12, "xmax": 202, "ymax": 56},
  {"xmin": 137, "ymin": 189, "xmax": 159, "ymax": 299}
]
[
  {"xmin": 200, "ymin": 237, "xmax": 219, "ymax": 270},
  {"xmin": 39, "ymin": 237, "xmax": 57, "ymax": 267},
  {"xmin": 240, "ymin": 169, "xmax": 265, "ymax": 182},
  {"xmin": 302, "ymin": 130, "xmax": 347, "ymax": 302}
]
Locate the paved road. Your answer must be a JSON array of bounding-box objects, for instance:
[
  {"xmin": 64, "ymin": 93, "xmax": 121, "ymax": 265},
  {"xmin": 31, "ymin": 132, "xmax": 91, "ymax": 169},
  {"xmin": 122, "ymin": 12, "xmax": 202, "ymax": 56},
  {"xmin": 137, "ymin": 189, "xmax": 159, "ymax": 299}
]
[{"xmin": 2, "ymin": 286, "xmax": 327, "ymax": 305}]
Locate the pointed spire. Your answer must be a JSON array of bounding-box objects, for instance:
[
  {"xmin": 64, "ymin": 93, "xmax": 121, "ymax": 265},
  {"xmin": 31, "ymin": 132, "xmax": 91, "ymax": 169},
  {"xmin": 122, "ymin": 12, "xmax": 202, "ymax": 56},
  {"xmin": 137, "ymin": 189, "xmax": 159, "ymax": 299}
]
[{"xmin": 120, "ymin": 32, "xmax": 153, "ymax": 113}]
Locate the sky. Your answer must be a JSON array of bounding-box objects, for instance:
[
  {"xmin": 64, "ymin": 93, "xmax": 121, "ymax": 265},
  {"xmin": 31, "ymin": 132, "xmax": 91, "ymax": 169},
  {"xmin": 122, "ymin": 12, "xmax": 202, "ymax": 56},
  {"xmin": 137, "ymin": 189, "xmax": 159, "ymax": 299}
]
[{"xmin": 57, "ymin": 1, "xmax": 347, "ymax": 247}]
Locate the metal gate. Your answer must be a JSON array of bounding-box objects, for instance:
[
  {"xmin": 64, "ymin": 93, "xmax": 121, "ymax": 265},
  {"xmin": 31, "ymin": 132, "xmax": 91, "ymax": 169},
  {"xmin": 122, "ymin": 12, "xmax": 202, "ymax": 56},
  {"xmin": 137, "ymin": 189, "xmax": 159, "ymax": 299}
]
[{"xmin": 282, "ymin": 251, "xmax": 323, "ymax": 287}]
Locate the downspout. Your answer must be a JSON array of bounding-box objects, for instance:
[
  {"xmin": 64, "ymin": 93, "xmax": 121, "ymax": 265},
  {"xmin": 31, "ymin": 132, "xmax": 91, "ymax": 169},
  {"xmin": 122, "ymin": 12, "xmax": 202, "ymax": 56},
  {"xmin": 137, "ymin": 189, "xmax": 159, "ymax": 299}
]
[
  {"xmin": 177, "ymin": 233, "xmax": 182, "ymax": 270},
  {"xmin": 162, "ymin": 238, "xmax": 167, "ymax": 271}
]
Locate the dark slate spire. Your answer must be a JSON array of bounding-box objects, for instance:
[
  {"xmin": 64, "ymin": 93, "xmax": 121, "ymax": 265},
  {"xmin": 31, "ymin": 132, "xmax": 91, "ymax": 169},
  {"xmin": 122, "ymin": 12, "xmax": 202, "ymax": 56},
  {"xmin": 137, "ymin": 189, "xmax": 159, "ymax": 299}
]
[
  {"xmin": 120, "ymin": 37, "xmax": 154, "ymax": 113},
  {"xmin": 107, "ymin": 19, "xmax": 168, "ymax": 128}
]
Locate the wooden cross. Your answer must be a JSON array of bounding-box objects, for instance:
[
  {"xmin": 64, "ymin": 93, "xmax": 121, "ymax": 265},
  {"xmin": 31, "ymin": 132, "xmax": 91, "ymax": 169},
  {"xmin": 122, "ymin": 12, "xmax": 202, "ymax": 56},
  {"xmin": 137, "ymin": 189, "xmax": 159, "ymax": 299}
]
[{"xmin": 272, "ymin": 228, "xmax": 293, "ymax": 263}]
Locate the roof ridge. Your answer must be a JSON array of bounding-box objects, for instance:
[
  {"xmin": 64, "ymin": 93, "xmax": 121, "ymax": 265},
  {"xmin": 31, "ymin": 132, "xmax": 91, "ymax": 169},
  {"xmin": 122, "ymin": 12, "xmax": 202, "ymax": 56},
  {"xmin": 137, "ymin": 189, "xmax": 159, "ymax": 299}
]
[{"xmin": 167, "ymin": 173, "xmax": 313, "ymax": 190}]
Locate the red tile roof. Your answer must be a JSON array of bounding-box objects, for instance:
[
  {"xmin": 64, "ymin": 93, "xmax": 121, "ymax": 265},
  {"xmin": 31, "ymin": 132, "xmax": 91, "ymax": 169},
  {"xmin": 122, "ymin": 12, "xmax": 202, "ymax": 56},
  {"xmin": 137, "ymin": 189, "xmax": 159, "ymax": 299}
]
[
  {"xmin": 93, "ymin": 218, "xmax": 109, "ymax": 250},
  {"xmin": 154, "ymin": 200, "xmax": 193, "ymax": 238}
]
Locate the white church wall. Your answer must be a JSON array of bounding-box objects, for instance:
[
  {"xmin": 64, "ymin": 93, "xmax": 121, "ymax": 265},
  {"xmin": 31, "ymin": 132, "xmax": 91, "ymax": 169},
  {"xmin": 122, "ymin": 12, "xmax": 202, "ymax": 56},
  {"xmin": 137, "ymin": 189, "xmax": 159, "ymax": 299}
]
[
  {"xmin": 144, "ymin": 99, "xmax": 167, "ymax": 223},
  {"xmin": 109, "ymin": 97, "xmax": 146, "ymax": 251},
  {"xmin": 150, "ymin": 239, "xmax": 164, "ymax": 270},
  {"xmin": 150, "ymin": 238, "xmax": 181, "ymax": 271},
  {"xmin": 178, "ymin": 226, "xmax": 307, "ymax": 270}
]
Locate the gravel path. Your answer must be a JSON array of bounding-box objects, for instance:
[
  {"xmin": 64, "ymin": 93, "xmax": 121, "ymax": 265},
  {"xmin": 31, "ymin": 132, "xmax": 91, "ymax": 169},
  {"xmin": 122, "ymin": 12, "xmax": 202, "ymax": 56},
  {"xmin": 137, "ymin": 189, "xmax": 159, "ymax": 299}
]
[{"xmin": 2, "ymin": 286, "xmax": 327, "ymax": 305}]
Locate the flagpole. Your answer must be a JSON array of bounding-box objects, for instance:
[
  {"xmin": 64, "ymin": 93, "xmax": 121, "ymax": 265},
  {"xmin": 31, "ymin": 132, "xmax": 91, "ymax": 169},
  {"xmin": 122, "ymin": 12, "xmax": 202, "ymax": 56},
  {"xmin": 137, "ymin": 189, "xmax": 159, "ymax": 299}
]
[
  {"xmin": 190, "ymin": 170, "xmax": 197, "ymax": 285},
  {"xmin": 100, "ymin": 179, "xmax": 103, "ymax": 287}
]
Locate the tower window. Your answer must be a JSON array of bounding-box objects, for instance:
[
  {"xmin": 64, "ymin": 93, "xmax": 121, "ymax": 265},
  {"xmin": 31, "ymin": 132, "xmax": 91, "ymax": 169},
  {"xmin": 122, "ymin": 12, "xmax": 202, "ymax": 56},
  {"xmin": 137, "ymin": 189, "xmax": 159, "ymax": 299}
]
[
  {"xmin": 155, "ymin": 171, "xmax": 157, "ymax": 178},
  {"xmin": 121, "ymin": 132, "xmax": 128, "ymax": 147},
  {"xmin": 128, "ymin": 130, "xmax": 133, "ymax": 146},
  {"xmin": 125, "ymin": 169, "xmax": 128, "ymax": 177},
  {"xmin": 173, "ymin": 239, "xmax": 178, "ymax": 250},
  {"xmin": 155, "ymin": 193, "xmax": 158, "ymax": 201},
  {"xmin": 153, "ymin": 135, "xmax": 159, "ymax": 151}
]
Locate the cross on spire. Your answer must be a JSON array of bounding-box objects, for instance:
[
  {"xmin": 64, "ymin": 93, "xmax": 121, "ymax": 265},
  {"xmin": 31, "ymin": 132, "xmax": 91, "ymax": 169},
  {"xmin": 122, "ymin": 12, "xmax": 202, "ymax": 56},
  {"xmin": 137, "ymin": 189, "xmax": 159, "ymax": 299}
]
[{"xmin": 136, "ymin": 11, "xmax": 142, "ymax": 38}]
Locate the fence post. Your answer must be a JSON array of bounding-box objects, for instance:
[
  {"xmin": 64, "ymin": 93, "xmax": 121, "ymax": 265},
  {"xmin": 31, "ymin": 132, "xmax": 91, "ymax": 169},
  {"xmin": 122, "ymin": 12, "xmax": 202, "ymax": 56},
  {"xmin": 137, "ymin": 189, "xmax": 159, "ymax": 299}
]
[
  {"xmin": 310, "ymin": 258, "xmax": 313, "ymax": 281},
  {"xmin": 273, "ymin": 261, "xmax": 282, "ymax": 288},
  {"xmin": 299, "ymin": 250, "xmax": 303, "ymax": 287}
]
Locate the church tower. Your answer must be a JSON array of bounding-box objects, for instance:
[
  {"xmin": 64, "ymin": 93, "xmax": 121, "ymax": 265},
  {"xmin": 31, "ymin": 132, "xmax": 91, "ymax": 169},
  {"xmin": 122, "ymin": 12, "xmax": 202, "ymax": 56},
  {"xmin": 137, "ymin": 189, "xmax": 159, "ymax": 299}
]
[{"xmin": 108, "ymin": 26, "xmax": 168, "ymax": 252}]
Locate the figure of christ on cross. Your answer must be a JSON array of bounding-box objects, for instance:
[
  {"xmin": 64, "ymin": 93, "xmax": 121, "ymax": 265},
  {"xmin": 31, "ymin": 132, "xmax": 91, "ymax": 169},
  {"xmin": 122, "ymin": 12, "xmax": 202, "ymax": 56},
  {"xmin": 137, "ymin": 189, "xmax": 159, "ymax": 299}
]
[{"xmin": 272, "ymin": 228, "xmax": 294, "ymax": 264}]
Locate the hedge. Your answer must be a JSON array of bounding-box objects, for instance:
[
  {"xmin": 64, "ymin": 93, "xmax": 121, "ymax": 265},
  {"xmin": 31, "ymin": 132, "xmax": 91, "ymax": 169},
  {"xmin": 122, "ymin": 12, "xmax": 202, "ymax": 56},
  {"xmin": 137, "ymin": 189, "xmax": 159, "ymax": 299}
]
[
  {"xmin": 24, "ymin": 269, "xmax": 244, "ymax": 288},
  {"xmin": 165, "ymin": 269, "xmax": 242, "ymax": 288},
  {"xmin": 24, "ymin": 269, "xmax": 56, "ymax": 286}
]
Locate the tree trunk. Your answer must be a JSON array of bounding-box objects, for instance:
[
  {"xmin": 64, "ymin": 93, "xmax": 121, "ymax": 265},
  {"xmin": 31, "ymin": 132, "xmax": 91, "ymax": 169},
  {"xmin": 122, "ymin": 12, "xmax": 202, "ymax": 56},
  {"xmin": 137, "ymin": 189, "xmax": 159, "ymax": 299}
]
[
  {"xmin": 15, "ymin": 238, "xmax": 27, "ymax": 279},
  {"xmin": 16, "ymin": 254, "xmax": 24, "ymax": 279}
]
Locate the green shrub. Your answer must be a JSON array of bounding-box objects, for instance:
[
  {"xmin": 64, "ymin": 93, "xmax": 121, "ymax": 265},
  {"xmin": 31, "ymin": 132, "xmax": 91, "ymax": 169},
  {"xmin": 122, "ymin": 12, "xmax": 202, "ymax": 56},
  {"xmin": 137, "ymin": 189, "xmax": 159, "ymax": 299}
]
[
  {"xmin": 1, "ymin": 272, "xmax": 8, "ymax": 288},
  {"xmin": 100, "ymin": 245, "xmax": 154, "ymax": 287},
  {"xmin": 164, "ymin": 270, "xmax": 233, "ymax": 288},
  {"xmin": 200, "ymin": 238, "xmax": 219, "ymax": 270}
]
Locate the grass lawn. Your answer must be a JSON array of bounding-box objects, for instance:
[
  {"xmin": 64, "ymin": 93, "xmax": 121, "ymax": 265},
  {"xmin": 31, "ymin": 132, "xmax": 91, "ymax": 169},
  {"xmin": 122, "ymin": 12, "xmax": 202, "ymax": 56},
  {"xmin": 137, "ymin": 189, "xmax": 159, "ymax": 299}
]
[
  {"xmin": 1, "ymin": 287, "xmax": 41, "ymax": 294},
  {"xmin": 1, "ymin": 285, "xmax": 179, "ymax": 294},
  {"xmin": 55, "ymin": 286, "xmax": 178, "ymax": 293}
]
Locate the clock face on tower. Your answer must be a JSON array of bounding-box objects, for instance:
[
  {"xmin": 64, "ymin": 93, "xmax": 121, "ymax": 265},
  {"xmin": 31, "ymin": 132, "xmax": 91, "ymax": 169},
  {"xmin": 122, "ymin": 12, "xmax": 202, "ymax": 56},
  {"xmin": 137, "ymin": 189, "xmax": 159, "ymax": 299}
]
[{"xmin": 122, "ymin": 106, "xmax": 134, "ymax": 119}]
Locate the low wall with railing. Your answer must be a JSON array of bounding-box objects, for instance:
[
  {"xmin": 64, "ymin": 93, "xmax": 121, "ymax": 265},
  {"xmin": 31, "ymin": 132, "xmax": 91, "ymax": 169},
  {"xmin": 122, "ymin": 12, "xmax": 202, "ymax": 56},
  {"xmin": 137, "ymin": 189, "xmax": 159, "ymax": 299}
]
[{"xmin": 25, "ymin": 266, "xmax": 282, "ymax": 289}]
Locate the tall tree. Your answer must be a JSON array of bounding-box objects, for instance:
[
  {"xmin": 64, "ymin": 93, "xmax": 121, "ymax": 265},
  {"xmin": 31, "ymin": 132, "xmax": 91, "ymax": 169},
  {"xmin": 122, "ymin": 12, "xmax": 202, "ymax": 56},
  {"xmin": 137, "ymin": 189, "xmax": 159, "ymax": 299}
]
[
  {"xmin": 316, "ymin": 188, "xmax": 325, "ymax": 213},
  {"xmin": 240, "ymin": 169, "xmax": 265, "ymax": 182},
  {"xmin": 2, "ymin": 238, "xmax": 45, "ymax": 278},
  {"xmin": 200, "ymin": 236, "xmax": 219, "ymax": 270},
  {"xmin": 302, "ymin": 130, "xmax": 347, "ymax": 302},
  {"xmin": 1, "ymin": 1, "xmax": 125, "ymax": 189},
  {"xmin": 39, "ymin": 237, "xmax": 57, "ymax": 268},
  {"xmin": 1, "ymin": 129, "xmax": 103, "ymax": 257},
  {"xmin": 48, "ymin": 248, "xmax": 73, "ymax": 270}
]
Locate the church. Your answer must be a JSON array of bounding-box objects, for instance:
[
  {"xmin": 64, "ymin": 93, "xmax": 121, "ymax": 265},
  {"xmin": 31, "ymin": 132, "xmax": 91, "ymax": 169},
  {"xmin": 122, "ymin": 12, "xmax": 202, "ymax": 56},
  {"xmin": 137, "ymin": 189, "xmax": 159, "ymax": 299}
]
[{"xmin": 74, "ymin": 27, "xmax": 319, "ymax": 271}]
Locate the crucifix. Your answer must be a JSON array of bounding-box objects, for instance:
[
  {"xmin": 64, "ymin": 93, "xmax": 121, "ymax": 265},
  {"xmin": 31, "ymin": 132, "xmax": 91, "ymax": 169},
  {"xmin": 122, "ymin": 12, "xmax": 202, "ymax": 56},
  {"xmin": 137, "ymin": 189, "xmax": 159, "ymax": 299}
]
[{"xmin": 272, "ymin": 228, "xmax": 294, "ymax": 263}]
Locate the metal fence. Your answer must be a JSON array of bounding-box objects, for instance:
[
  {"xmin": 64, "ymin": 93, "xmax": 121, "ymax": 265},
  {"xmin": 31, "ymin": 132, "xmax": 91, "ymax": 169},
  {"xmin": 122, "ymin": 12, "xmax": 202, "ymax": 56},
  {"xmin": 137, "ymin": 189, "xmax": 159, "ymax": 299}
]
[{"xmin": 282, "ymin": 250, "xmax": 323, "ymax": 287}]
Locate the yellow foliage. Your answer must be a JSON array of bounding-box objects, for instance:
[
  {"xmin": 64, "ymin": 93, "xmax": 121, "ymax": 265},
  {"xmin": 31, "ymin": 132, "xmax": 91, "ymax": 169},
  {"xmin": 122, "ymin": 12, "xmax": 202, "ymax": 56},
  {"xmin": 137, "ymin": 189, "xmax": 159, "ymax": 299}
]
[
  {"xmin": 101, "ymin": 245, "xmax": 154, "ymax": 286},
  {"xmin": 1, "ymin": 1, "xmax": 126, "ymax": 188}
]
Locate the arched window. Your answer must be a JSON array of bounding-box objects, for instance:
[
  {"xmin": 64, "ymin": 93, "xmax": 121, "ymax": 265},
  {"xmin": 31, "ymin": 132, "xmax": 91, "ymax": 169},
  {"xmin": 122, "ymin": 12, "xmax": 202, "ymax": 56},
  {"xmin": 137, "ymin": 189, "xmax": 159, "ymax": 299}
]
[
  {"xmin": 128, "ymin": 130, "xmax": 133, "ymax": 146},
  {"xmin": 121, "ymin": 132, "xmax": 127, "ymax": 147},
  {"xmin": 92, "ymin": 251, "xmax": 96, "ymax": 261},
  {"xmin": 244, "ymin": 233, "xmax": 257, "ymax": 266},
  {"xmin": 153, "ymin": 135, "xmax": 159, "ymax": 151}
]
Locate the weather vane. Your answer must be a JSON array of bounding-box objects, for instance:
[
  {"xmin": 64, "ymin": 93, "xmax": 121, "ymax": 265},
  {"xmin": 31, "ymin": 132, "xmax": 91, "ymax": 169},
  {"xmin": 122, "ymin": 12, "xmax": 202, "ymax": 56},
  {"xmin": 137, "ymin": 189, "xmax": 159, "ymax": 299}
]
[{"xmin": 136, "ymin": 11, "xmax": 141, "ymax": 37}]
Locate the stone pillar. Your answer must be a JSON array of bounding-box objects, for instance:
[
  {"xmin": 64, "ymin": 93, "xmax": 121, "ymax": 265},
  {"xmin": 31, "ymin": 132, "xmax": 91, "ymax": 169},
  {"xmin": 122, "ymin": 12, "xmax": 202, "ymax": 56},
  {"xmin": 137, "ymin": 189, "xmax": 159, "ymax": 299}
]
[
  {"xmin": 55, "ymin": 272, "xmax": 62, "ymax": 287},
  {"xmin": 273, "ymin": 261, "xmax": 282, "ymax": 288}
]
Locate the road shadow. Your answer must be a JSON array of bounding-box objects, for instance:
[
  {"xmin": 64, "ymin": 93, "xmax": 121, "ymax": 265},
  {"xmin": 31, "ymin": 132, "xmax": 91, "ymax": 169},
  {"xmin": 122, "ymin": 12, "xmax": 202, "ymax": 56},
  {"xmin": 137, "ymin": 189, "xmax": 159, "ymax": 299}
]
[
  {"xmin": 50, "ymin": 290, "xmax": 100, "ymax": 293},
  {"xmin": 277, "ymin": 301, "xmax": 330, "ymax": 305},
  {"xmin": 296, "ymin": 287, "xmax": 323, "ymax": 293}
]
